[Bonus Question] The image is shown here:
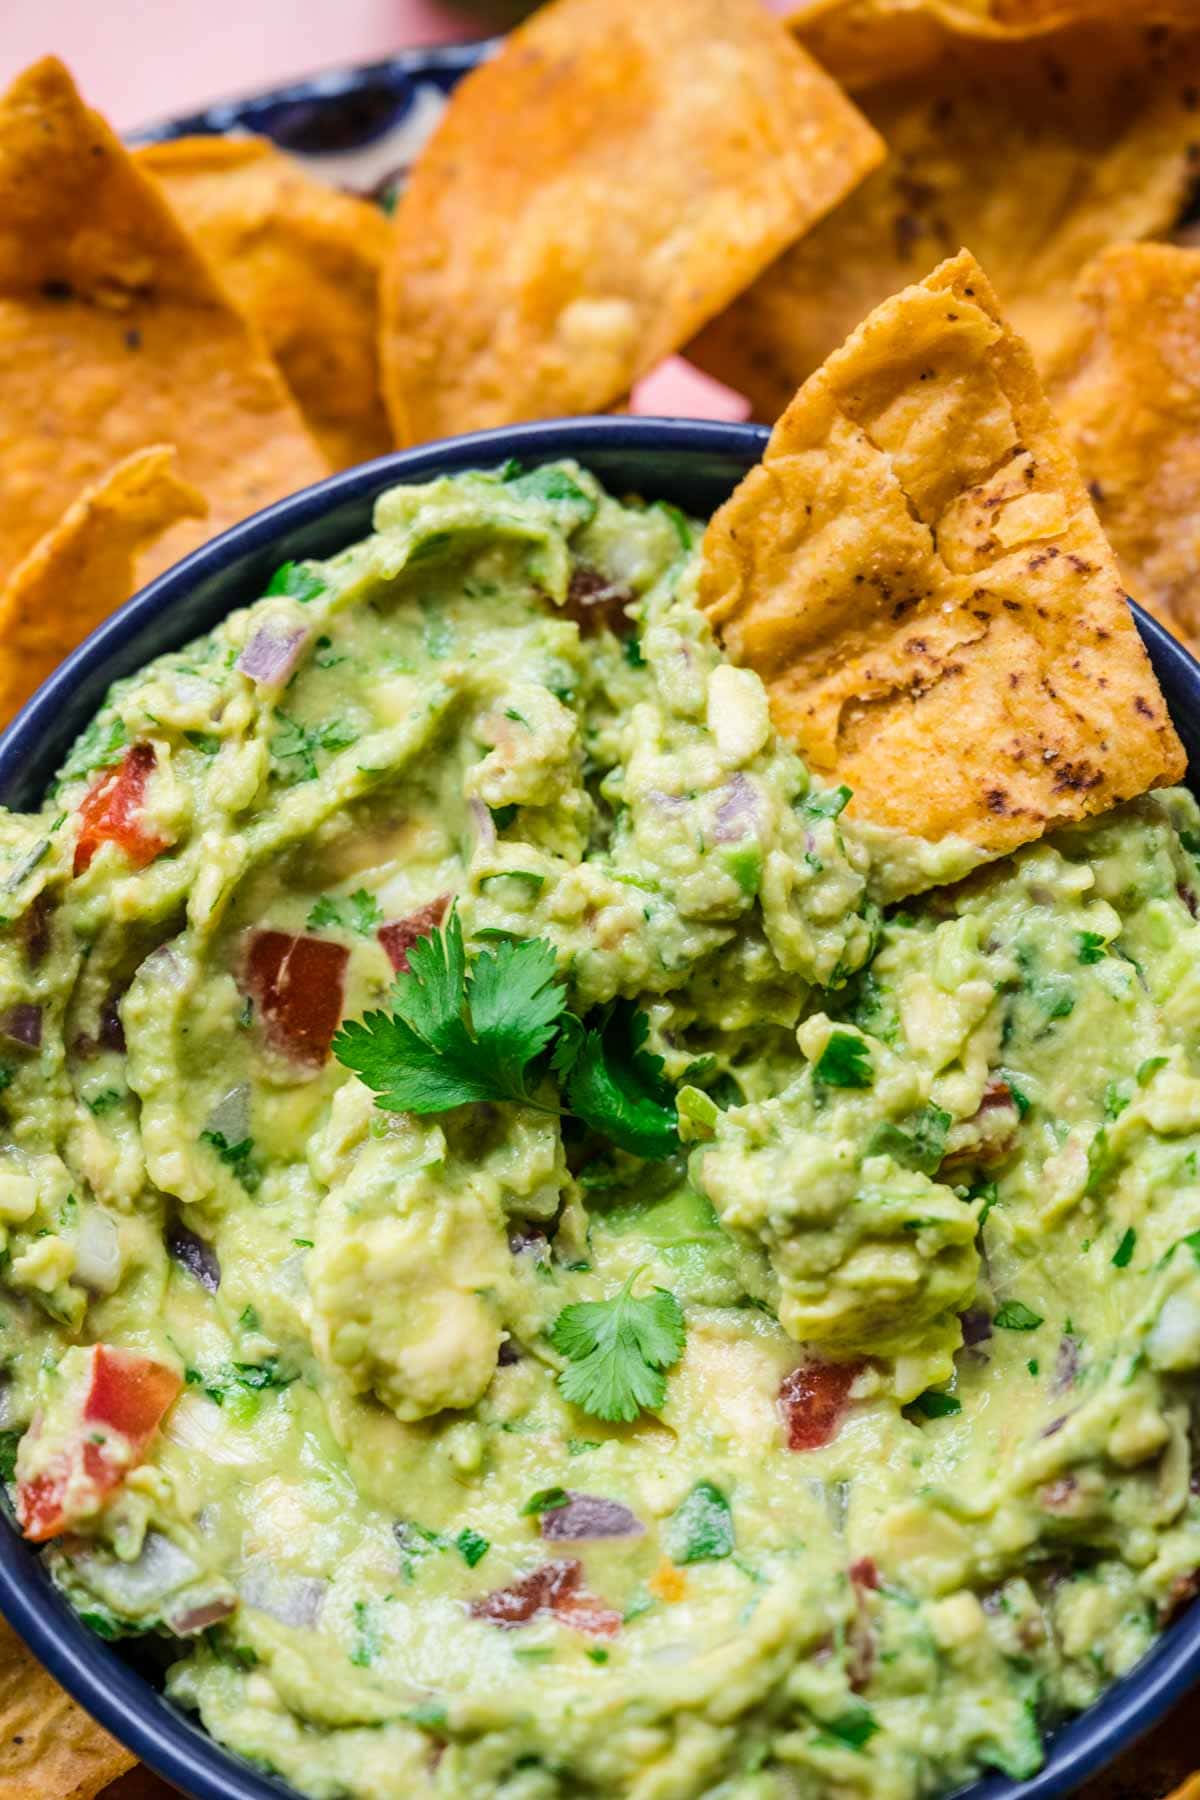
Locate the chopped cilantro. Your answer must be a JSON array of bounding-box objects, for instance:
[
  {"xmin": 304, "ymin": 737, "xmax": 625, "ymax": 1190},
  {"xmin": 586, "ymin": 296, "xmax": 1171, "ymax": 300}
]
[
  {"xmin": 866, "ymin": 1103, "xmax": 950, "ymax": 1175},
  {"xmin": 586, "ymin": 1646, "xmax": 609, "ymax": 1664},
  {"xmin": 999, "ymin": 1070, "xmax": 1031, "ymax": 1116},
  {"xmin": 490, "ymin": 804, "xmax": 518, "ymax": 831},
  {"xmin": 824, "ymin": 1707, "xmax": 879, "ymax": 1751},
  {"xmin": 306, "ymin": 888, "xmax": 383, "ymax": 937},
  {"xmin": 567, "ymin": 1438, "xmax": 601, "ymax": 1457},
  {"xmin": 1077, "ymin": 931, "xmax": 1107, "ymax": 964},
  {"xmin": 184, "ymin": 730, "xmax": 221, "ymax": 756},
  {"xmin": 667, "ymin": 1479, "xmax": 734, "ymax": 1565},
  {"xmin": 549, "ymin": 1272, "xmax": 685, "ymax": 1424},
  {"xmin": 349, "ymin": 1599, "xmax": 380, "ymax": 1667},
  {"xmin": 86, "ymin": 1089, "xmax": 123, "ymax": 1116},
  {"xmin": 908, "ymin": 1390, "xmax": 962, "ymax": 1420},
  {"xmin": 271, "ymin": 714, "xmax": 357, "ymax": 783},
  {"xmin": 1138, "ymin": 1055, "xmax": 1168, "ymax": 1086},
  {"xmin": 0, "ymin": 1427, "xmax": 20, "ymax": 1483},
  {"xmin": 504, "ymin": 465, "xmax": 597, "ymax": 524},
  {"xmin": 54, "ymin": 716, "xmax": 127, "ymax": 791},
  {"xmin": 455, "ymin": 1528, "xmax": 490, "ymax": 1567},
  {"xmin": 813, "ymin": 1030, "xmax": 873, "ymax": 1089},
  {"xmin": 804, "ymin": 783, "xmax": 852, "ymax": 820},
  {"xmin": 265, "ymin": 561, "xmax": 325, "ymax": 604},
  {"xmin": 623, "ymin": 636, "xmax": 645, "ymax": 669},
  {"xmin": 993, "ymin": 1300, "xmax": 1044, "ymax": 1332},
  {"xmin": 1112, "ymin": 1227, "xmax": 1137, "ymax": 1269},
  {"xmin": 239, "ymin": 1305, "xmax": 260, "ymax": 1332},
  {"xmin": 972, "ymin": 1180, "xmax": 1000, "ymax": 1226},
  {"xmin": 200, "ymin": 1129, "xmax": 261, "ymax": 1193},
  {"xmin": 521, "ymin": 1487, "xmax": 570, "ymax": 1517}
]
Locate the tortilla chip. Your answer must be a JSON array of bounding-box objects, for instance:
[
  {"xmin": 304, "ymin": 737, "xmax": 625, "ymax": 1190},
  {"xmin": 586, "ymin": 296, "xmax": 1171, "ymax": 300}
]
[
  {"xmin": 690, "ymin": 8, "xmax": 1200, "ymax": 420},
  {"xmin": 379, "ymin": 0, "xmax": 883, "ymax": 443},
  {"xmin": 137, "ymin": 136, "xmax": 392, "ymax": 470},
  {"xmin": 1048, "ymin": 243, "xmax": 1200, "ymax": 637},
  {"xmin": 699, "ymin": 251, "xmax": 1184, "ymax": 856},
  {"xmin": 0, "ymin": 446, "xmax": 205, "ymax": 727},
  {"xmin": 1165, "ymin": 1781, "xmax": 1200, "ymax": 1800},
  {"xmin": 0, "ymin": 1614, "xmax": 134, "ymax": 1798},
  {"xmin": 1045, "ymin": 243, "xmax": 1200, "ymax": 649},
  {"xmin": 0, "ymin": 58, "xmax": 328, "ymax": 584}
]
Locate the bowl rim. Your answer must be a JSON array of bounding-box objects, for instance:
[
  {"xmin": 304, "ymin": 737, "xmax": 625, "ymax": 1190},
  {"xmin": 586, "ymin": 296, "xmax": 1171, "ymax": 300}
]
[{"xmin": 0, "ymin": 413, "xmax": 1198, "ymax": 1800}]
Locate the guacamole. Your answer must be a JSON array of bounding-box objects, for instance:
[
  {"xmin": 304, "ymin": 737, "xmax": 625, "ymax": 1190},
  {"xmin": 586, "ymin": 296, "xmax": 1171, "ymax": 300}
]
[{"xmin": 1, "ymin": 461, "xmax": 1199, "ymax": 1800}]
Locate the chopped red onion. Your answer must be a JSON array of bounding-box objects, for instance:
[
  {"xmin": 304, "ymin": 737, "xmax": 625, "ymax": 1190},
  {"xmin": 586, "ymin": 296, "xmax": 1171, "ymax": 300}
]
[
  {"xmin": 712, "ymin": 773, "xmax": 758, "ymax": 843},
  {"xmin": 959, "ymin": 1309, "xmax": 993, "ymax": 1346},
  {"xmin": 539, "ymin": 1493, "xmax": 643, "ymax": 1541},
  {"xmin": 236, "ymin": 625, "xmax": 307, "ymax": 687},
  {"xmin": 241, "ymin": 1562, "xmax": 326, "ymax": 1628},
  {"xmin": 0, "ymin": 1004, "xmax": 41, "ymax": 1049},
  {"xmin": 166, "ymin": 1221, "xmax": 220, "ymax": 1293},
  {"xmin": 1051, "ymin": 1333, "xmax": 1081, "ymax": 1394},
  {"xmin": 168, "ymin": 1595, "xmax": 238, "ymax": 1635}
]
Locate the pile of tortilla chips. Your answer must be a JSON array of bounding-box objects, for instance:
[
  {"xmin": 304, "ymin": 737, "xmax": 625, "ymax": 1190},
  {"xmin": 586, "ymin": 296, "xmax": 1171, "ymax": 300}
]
[{"xmin": 3, "ymin": 0, "xmax": 1200, "ymax": 1792}]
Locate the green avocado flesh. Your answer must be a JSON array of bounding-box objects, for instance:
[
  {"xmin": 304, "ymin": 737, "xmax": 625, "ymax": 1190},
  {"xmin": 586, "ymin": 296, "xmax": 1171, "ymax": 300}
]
[{"xmin": 1, "ymin": 461, "xmax": 1199, "ymax": 1800}]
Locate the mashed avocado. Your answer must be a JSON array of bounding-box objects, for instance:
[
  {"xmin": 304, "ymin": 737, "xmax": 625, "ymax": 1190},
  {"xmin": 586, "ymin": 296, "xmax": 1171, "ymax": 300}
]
[{"xmin": 0, "ymin": 461, "xmax": 1199, "ymax": 1800}]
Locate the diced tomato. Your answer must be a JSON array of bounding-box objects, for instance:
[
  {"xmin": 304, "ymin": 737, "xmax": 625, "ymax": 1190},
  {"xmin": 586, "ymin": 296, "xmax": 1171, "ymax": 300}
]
[
  {"xmin": 16, "ymin": 1346, "xmax": 180, "ymax": 1543},
  {"xmin": 778, "ymin": 1358, "xmax": 864, "ymax": 1452},
  {"xmin": 84, "ymin": 1345, "xmax": 182, "ymax": 1440},
  {"xmin": 74, "ymin": 744, "xmax": 169, "ymax": 876},
  {"xmin": 468, "ymin": 1558, "xmax": 620, "ymax": 1638},
  {"xmin": 241, "ymin": 930, "xmax": 349, "ymax": 1067},
  {"xmin": 849, "ymin": 1556, "xmax": 880, "ymax": 1591},
  {"xmin": 378, "ymin": 895, "xmax": 450, "ymax": 974}
]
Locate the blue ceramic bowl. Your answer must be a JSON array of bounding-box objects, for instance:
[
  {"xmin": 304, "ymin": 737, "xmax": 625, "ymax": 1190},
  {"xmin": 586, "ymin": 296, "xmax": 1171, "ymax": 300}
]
[{"xmin": 0, "ymin": 417, "xmax": 1198, "ymax": 1800}]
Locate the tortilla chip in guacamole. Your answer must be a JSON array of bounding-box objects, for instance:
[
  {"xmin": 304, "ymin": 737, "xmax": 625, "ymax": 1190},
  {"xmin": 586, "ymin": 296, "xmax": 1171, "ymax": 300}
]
[
  {"xmin": 691, "ymin": 6, "xmax": 1200, "ymax": 420},
  {"xmin": 0, "ymin": 58, "xmax": 328, "ymax": 582},
  {"xmin": 0, "ymin": 1614, "xmax": 134, "ymax": 1797},
  {"xmin": 700, "ymin": 251, "xmax": 1185, "ymax": 855},
  {"xmin": 0, "ymin": 446, "xmax": 206, "ymax": 727},
  {"xmin": 379, "ymin": 0, "xmax": 884, "ymax": 443},
  {"xmin": 1046, "ymin": 243, "xmax": 1200, "ymax": 651},
  {"xmin": 137, "ymin": 136, "xmax": 392, "ymax": 470}
]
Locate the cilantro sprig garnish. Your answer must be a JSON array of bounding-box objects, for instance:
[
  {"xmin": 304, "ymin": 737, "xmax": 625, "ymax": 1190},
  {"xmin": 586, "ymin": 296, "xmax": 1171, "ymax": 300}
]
[
  {"xmin": 549, "ymin": 1272, "xmax": 685, "ymax": 1422},
  {"xmin": 331, "ymin": 907, "xmax": 679, "ymax": 1159}
]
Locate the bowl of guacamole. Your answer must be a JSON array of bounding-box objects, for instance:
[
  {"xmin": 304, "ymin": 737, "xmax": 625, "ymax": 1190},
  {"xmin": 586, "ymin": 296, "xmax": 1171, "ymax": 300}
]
[{"xmin": 1, "ymin": 418, "xmax": 1199, "ymax": 1800}]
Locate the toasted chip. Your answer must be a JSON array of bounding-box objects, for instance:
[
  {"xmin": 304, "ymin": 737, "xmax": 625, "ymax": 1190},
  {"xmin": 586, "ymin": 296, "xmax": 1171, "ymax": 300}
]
[
  {"xmin": 700, "ymin": 251, "xmax": 1184, "ymax": 856},
  {"xmin": 0, "ymin": 58, "xmax": 328, "ymax": 583},
  {"xmin": 0, "ymin": 446, "xmax": 205, "ymax": 727},
  {"xmin": 137, "ymin": 136, "xmax": 392, "ymax": 470},
  {"xmin": 1165, "ymin": 1781, "xmax": 1200, "ymax": 1800},
  {"xmin": 691, "ymin": 8, "xmax": 1200, "ymax": 420},
  {"xmin": 0, "ymin": 1614, "xmax": 134, "ymax": 1797},
  {"xmin": 1046, "ymin": 243, "xmax": 1200, "ymax": 648},
  {"xmin": 379, "ymin": 0, "xmax": 883, "ymax": 443}
]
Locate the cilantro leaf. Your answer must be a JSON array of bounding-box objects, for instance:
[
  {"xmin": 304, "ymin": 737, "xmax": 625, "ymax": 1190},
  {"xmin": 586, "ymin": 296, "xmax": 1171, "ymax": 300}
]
[
  {"xmin": 550, "ymin": 1272, "xmax": 685, "ymax": 1423},
  {"xmin": 456, "ymin": 1527, "xmax": 490, "ymax": 1567},
  {"xmin": 265, "ymin": 561, "xmax": 325, "ymax": 603},
  {"xmin": 566, "ymin": 1004, "xmax": 679, "ymax": 1160},
  {"xmin": 200, "ymin": 1129, "xmax": 260, "ymax": 1193},
  {"xmin": 55, "ymin": 716, "xmax": 127, "ymax": 791},
  {"xmin": 306, "ymin": 889, "xmax": 383, "ymax": 937},
  {"xmin": 813, "ymin": 1030, "xmax": 873, "ymax": 1089},
  {"xmin": 667, "ymin": 1480, "xmax": 734, "ymax": 1565},
  {"xmin": 804, "ymin": 784, "xmax": 852, "ymax": 820},
  {"xmin": 993, "ymin": 1300, "xmax": 1043, "ymax": 1331},
  {"xmin": 332, "ymin": 909, "xmax": 563, "ymax": 1113},
  {"xmin": 1112, "ymin": 1227, "xmax": 1137, "ymax": 1269},
  {"xmin": 908, "ymin": 1390, "xmax": 962, "ymax": 1419}
]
